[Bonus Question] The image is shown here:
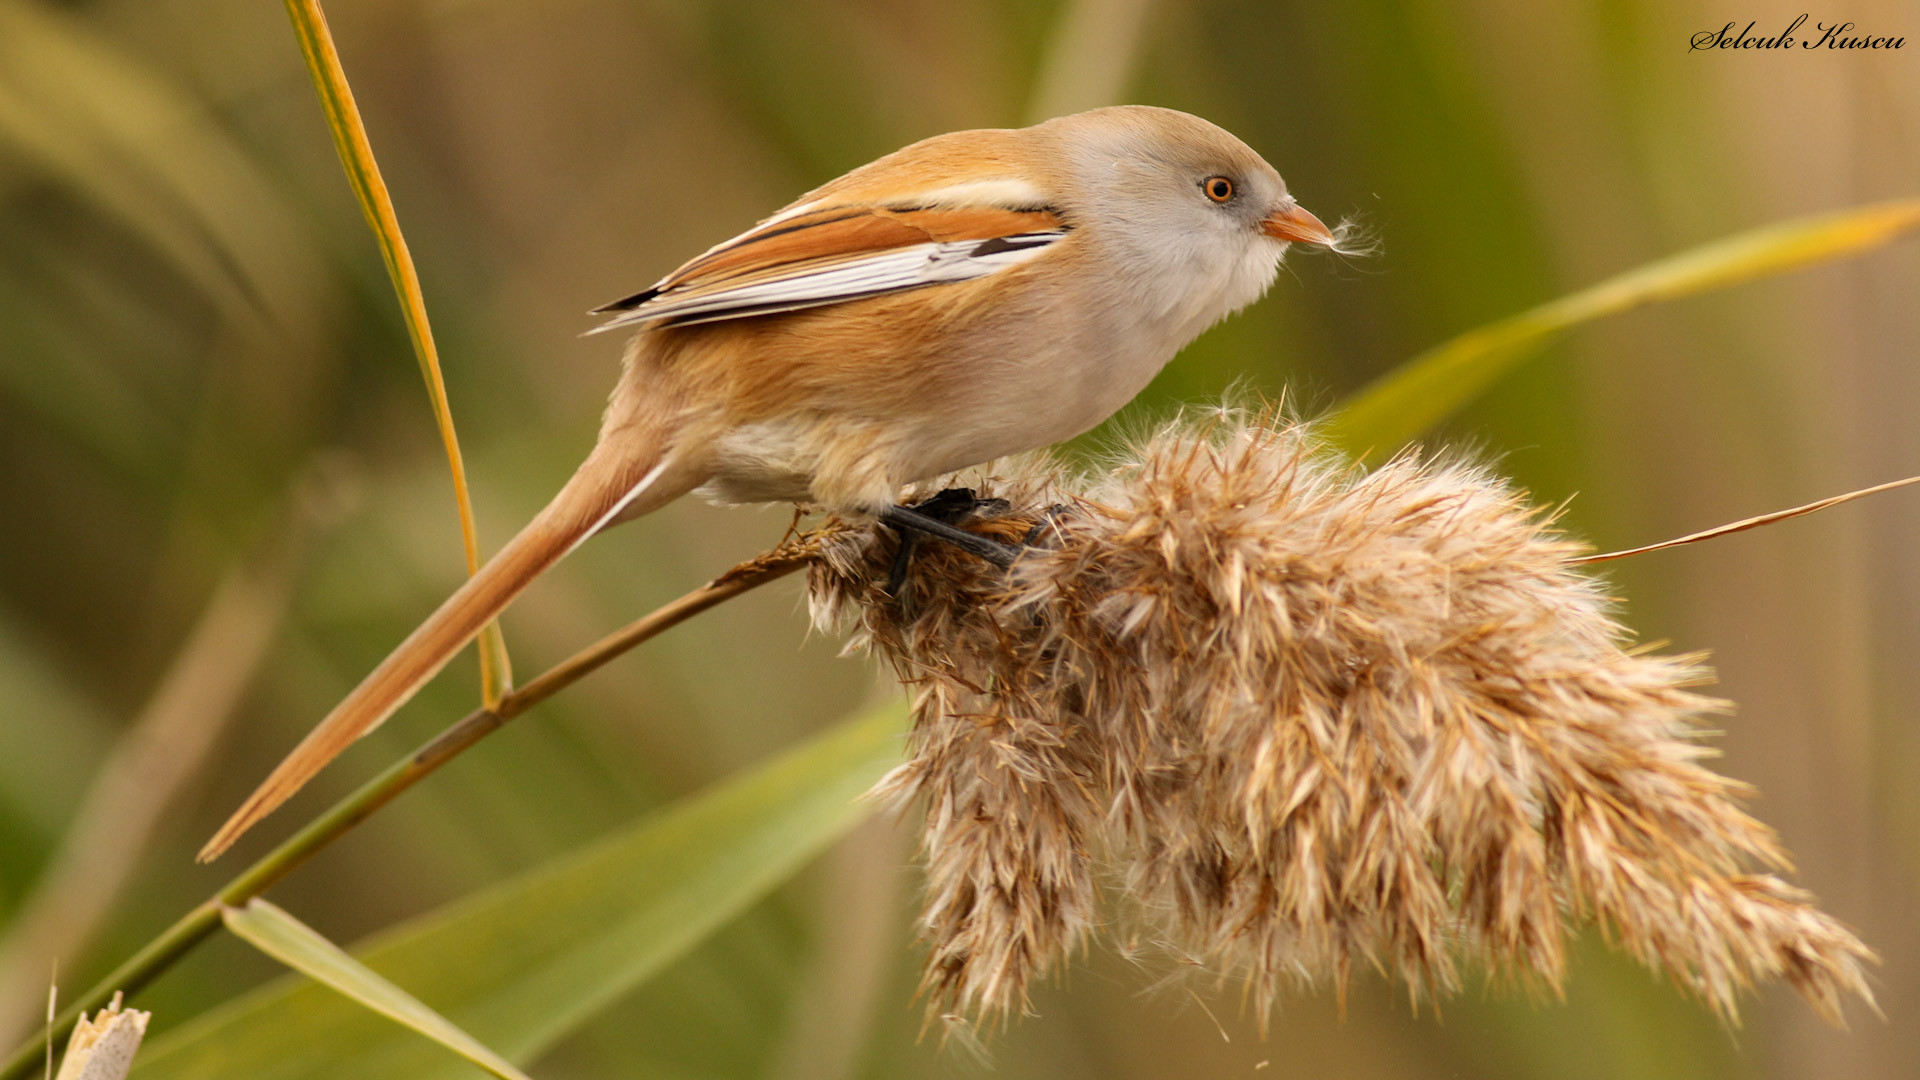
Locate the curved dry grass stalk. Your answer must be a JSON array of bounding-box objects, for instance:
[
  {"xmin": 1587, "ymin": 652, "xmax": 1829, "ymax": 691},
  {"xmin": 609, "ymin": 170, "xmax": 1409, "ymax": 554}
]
[
  {"xmin": 283, "ymin": 0, "xmax": 511, "ymax": 704},
  {"xmin": 808, "ymin": 410, "xmax": 1876, "ymax": 1030}
]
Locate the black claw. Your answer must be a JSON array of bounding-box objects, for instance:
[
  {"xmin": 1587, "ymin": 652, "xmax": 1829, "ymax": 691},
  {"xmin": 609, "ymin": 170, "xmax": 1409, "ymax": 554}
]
[{"xmin": 1022, "ymin": 504, "xmax": 1074, "ymax": 547}]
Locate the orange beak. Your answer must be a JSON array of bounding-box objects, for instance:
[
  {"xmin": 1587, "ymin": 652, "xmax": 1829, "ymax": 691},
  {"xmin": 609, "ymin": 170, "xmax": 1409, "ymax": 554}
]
[{"xmin": 1261, "ymin": 200, "xmax": 1334, "ymax": 247}]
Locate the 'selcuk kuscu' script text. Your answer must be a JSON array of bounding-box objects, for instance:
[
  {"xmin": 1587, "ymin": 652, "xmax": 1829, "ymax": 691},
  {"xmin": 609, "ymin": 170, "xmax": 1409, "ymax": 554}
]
[{"xmin": 1691, "ymin": 15, "xmax": 1903, "ymax": 51}]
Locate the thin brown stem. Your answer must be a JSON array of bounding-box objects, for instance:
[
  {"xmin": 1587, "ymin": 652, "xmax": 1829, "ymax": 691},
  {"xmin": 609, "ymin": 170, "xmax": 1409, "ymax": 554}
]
[
  {"xmin": 1574, "ymin": 474, "xmax": 1920, "ymax": 564},
  {"xmin": 507, "ymin": 546, "xmax": 816, "ymax": 716},
  {"xmin": 1, "ymin": 537, "xmax": 822, "ymax": 1080}
]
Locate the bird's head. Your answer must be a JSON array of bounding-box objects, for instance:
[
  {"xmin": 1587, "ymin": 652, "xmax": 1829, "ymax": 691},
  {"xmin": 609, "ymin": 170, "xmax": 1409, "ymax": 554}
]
[{"xmin": 1044, "ymin": 105, "xmax": 1336, "ymax": 333}]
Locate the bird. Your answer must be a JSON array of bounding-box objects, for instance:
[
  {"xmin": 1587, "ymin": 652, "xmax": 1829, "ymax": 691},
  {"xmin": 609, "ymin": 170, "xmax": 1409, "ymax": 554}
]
[{"xmin": 200, "ymin": 104, "xmax": 1336, "ymax": 861}]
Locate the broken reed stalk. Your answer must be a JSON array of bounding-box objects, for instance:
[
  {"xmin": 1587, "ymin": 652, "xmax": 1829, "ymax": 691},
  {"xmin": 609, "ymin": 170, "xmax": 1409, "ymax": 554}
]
[
  {"xmin": 51, "ymin": 993, "xmax": 148, "ymax": 1080},
  {"xmin": 809, "ymin": 410, "xmax": 1881, "ymax": 1030},
  {"xmin": 0, "ymin": 546, "xmax": 813, "ymax": 1080}
]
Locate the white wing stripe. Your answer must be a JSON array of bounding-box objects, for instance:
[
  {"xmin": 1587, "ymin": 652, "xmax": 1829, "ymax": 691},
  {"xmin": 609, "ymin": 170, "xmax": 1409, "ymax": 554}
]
[
  {"xmin": 896, "ymin": 178, "xmax": 1049, "ymax": 210},
  {"xmin": 592, "ymin": 231, "xmax": 1066, "ymax": 332}
]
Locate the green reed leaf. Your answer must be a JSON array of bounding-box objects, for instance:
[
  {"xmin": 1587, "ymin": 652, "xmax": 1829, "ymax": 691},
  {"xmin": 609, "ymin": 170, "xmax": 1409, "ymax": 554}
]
[
  {"xmin": 135, "ymin": 701, "xmax": 904, "ymax": 1080},
  {"xmin": 221, "ymin": 900, "xmax": 532, "ymax": 1080},
  {"xmin": 1327, "ymin": 198, "xmax": 1920, "ymax": 457}
]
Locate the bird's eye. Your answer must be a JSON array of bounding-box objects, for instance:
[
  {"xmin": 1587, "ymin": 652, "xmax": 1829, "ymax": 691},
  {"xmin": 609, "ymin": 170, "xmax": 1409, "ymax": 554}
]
[{"xmin": 1202, "ymin": 176, "xmax": 1235, "ymax": 203}]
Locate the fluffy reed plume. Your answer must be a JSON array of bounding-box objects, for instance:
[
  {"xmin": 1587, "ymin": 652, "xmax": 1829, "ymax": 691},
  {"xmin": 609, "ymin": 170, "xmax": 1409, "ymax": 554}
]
[{"xmin": 808, "ymin": 410, "xmax": 1876, "ymax": 1029}]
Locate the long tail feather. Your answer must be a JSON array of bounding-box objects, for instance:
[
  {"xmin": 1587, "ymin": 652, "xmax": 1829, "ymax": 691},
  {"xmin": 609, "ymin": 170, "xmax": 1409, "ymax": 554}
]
[{"xmin": 199, "ymin": 443, "xmax": 685, "ymax": 861}]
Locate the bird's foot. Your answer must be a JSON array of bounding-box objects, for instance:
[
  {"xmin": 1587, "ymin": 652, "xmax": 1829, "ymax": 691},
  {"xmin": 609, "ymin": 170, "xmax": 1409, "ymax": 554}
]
[{"xmin": 882, "ymin": 489, "xmax": 1018, "ymax": 594}]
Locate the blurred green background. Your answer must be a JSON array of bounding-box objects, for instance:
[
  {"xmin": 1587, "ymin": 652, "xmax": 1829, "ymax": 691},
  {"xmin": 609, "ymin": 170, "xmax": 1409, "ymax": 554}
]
[{"xmin": 1, "ymin": 0, "xmax": 1916, "ymax": 1077}]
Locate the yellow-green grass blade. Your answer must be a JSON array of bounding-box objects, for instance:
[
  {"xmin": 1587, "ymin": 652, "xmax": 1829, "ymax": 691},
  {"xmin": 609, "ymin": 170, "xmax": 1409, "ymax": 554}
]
[
  {"xmin": 281, "ymin": 0, "xmax": 511, "ymax": 705},
  {"xmin": 135, "ymin": 702, "xmax": 905, "ymax": 1080},
  {"xmin": 220, "ymin": 900, "xmax": 532, "ymax": 1080},
  {"xmin": 1326, "ymin": 198, "xmax": 1920, "ymax": 458}
]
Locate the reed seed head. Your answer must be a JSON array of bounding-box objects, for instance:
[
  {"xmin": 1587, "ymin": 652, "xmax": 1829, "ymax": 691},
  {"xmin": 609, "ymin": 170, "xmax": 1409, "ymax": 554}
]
[{"xmin": 809, "ymin": 410, "xmax": 1876, "ymax": 1029}]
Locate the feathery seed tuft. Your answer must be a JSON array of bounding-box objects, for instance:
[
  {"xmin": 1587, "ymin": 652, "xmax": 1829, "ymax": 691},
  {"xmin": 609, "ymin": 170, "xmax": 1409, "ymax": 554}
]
[{"xmin": 808, "ymin": 412, "xmax": 1876, "ymax": 1029}]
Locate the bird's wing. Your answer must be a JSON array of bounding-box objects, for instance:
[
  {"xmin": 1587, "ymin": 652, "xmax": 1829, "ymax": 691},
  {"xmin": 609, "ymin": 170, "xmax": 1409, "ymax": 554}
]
[{"xmin": 587, "ymin": 202, "xmax": 1067, "ymax": 332}]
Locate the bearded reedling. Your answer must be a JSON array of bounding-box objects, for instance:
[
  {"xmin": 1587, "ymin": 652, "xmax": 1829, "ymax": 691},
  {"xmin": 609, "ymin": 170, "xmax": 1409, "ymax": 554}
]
[{"xmin": 201, "ymin": 106, "xmax": 1340, "ymax": 860}]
